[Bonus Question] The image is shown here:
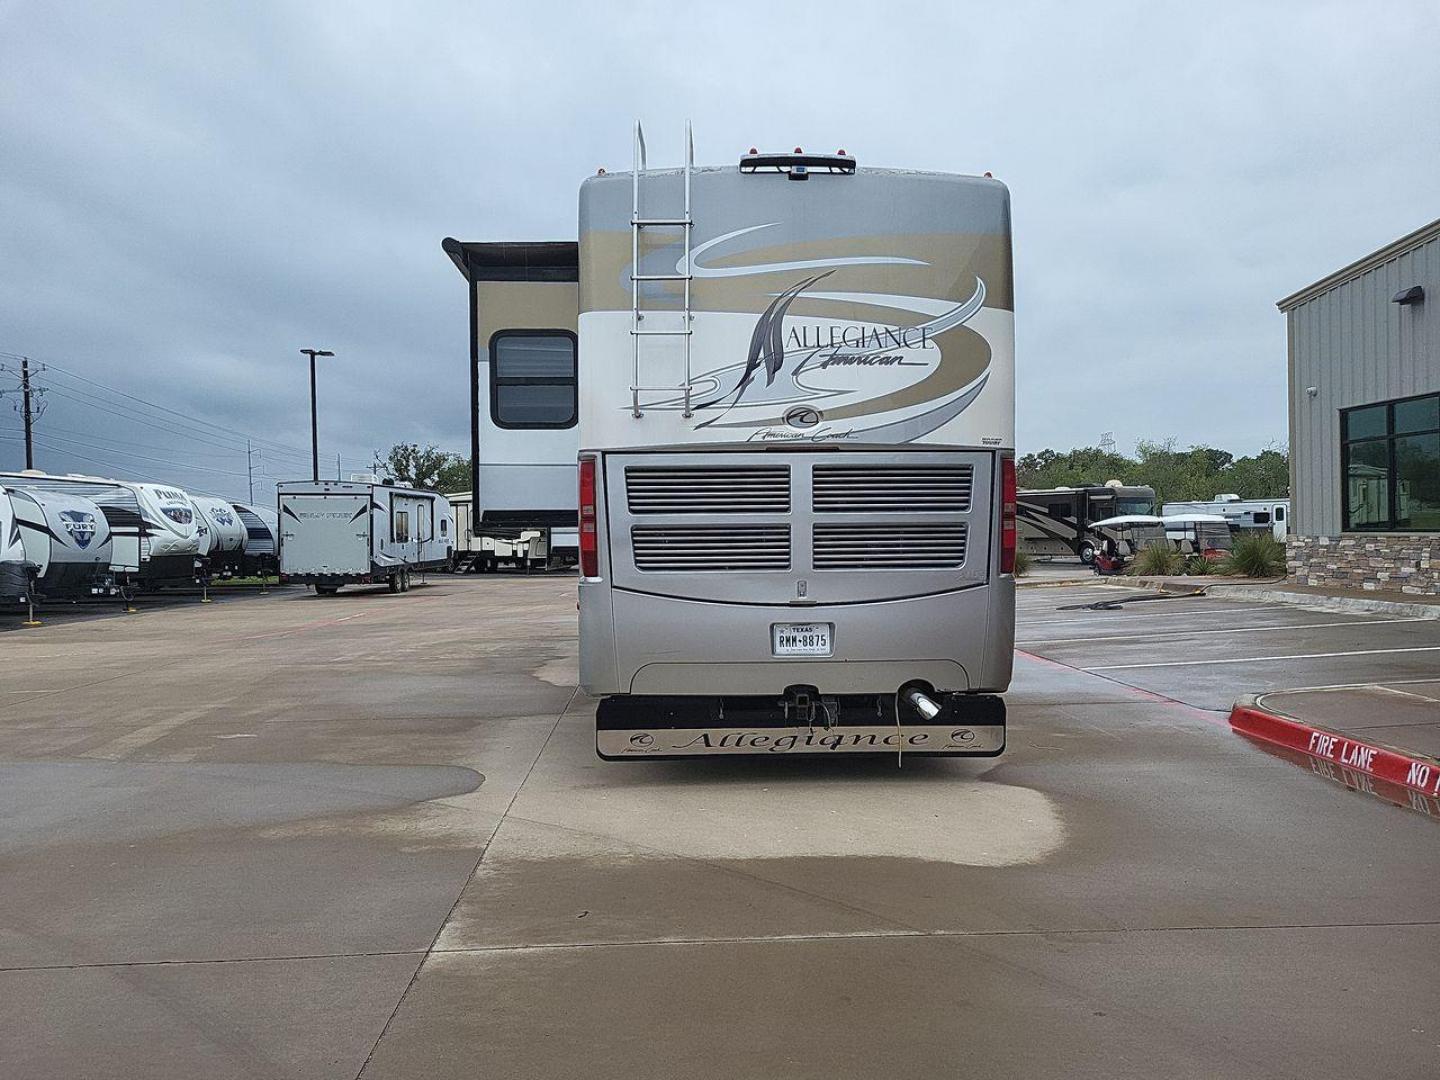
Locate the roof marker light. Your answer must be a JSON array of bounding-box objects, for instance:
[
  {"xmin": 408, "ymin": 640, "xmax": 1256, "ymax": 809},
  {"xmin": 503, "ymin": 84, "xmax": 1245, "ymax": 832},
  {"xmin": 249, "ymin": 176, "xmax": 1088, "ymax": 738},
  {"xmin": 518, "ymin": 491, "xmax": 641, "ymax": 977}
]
[
  {"xmin": 793, "ymin": 146, "xmax": 803, "ymax": 154},
  {"xmin": 748, "ymin": 147, "xmax": 758, "ymax": 155},
  {"xmin": 836, "ymin": 149, "xmax": 847, "ymax": 156}
]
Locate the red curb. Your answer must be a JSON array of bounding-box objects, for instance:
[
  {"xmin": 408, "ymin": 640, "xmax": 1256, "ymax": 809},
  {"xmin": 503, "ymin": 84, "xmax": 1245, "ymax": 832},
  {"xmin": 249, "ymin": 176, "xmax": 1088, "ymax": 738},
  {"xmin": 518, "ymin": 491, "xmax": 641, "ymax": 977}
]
[{"xmin": 1229, "ymin": 703, "xmax": 1440, "ymax": 797}]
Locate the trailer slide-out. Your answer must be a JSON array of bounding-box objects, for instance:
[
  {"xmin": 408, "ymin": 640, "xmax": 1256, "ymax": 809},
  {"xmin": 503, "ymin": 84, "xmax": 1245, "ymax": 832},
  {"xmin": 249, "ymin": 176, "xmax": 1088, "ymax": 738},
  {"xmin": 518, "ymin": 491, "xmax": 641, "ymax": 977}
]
[
  {"xmin": 277, "ymin": 479, "xmax": 454, "ymax": 594},
  {"xmin": 458, "ymin": 123, "xmax": 1017, "ymax": 759}
]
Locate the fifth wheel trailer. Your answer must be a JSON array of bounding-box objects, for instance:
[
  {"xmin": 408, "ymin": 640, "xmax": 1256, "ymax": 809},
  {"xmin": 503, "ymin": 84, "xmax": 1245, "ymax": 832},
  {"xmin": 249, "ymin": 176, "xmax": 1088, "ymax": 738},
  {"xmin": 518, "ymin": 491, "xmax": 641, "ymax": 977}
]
[
  {"xmin": 461, "ymin": 123, "xmax": 1017, "ymax": 759},
  {"xmin": 277, "ymin": 479, "xmax": 454, "ymax": 594}
]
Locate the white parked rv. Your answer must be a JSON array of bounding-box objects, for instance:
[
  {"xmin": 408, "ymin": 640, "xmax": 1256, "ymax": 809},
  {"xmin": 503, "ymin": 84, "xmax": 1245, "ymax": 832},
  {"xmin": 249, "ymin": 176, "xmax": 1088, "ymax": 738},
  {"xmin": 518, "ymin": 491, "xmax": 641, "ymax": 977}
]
[
  {"xmin": 447, "ymin": 490, "xmax": 552, "ymax": 571},
  {"xmin": 277, "ymin": 479, "xmax": 454, "ymax": 594},
  {"xmin": 4, "ymin": 485, "xmax": 116, "ymax": 599},
  {"xmin": 0, "ymin": 472, "xmax": 202, "ymax": 589},
  {"xmin": 442, "ymin": 240, "xmax": 580, "ymax": 563},
  {"xmin": 230, "ymin": 502, "xmax": 278, "ymax": 577},
  {"xmin": 1161, "ymin": 494, "xmax": 1290, "ymax": 539},
  {"xmin": 0, "ymin": 488, "xmax": 27, "ymax": 605},
  {"xmin": 464, "ymin": 125, "xmax": 1016, "ymax": 758},
  {"xmin": 188, "ymin": 494, "xmax": 249, "ymax": 578}
]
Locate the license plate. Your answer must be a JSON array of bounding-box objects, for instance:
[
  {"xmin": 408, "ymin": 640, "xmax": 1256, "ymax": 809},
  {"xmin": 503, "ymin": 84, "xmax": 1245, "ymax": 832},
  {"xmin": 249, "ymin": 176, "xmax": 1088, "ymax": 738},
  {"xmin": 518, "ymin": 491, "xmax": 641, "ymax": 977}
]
[{"xmin": 771, "ymin": 622, "xmax": 832, "ymax": 656}]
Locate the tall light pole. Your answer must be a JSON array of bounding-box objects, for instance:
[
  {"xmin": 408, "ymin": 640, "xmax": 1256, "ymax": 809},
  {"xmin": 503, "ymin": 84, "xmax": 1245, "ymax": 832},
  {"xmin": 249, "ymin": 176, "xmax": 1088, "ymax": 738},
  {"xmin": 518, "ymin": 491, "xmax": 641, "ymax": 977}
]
[{"xmin": 300, "ymin": 348, "xmax": 334, "ymax": 481}]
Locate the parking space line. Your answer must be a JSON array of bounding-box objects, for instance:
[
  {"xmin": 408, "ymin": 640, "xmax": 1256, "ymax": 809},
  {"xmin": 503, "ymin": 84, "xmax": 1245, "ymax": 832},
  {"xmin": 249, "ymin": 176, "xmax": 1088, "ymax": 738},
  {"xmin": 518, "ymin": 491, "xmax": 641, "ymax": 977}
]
[
  {"xmin": 1089, "ymin": 645, "xmax": 1440, "ymax": 671},
  {"xmin": 1018, "ymin": 605, "xmax": 1293, "ymax": 628},
  {"xmin": 1019, "ymin": 617, "xmax": 1429, "ymax": 647}
]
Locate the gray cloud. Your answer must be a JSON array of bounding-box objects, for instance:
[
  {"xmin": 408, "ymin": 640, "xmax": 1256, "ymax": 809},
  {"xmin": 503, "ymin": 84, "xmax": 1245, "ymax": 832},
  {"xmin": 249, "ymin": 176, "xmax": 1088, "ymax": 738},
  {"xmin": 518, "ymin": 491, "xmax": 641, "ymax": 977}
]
[{"xmin": 2, "ymin": 0, "xmax": 1438, "ymax": 501}]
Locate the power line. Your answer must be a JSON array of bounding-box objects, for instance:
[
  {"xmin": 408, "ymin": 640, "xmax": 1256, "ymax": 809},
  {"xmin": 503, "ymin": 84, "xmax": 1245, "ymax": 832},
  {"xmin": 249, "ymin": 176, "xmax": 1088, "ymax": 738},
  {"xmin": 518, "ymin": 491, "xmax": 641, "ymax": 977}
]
[
  {"xmin": 0, "ymin": 431, "xmax": 253, "ymax": 479},
  {"xmin": 5, "ymin": 352, "xmax": 315, "ymax": 458}
]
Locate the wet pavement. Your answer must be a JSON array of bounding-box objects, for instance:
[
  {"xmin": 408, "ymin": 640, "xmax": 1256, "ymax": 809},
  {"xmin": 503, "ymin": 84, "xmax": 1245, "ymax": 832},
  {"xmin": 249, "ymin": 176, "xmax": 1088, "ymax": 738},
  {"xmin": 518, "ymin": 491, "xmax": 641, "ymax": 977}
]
[{"xmin": 1, "ymin": 576, "xmax": 1437, "ymax": 1078}]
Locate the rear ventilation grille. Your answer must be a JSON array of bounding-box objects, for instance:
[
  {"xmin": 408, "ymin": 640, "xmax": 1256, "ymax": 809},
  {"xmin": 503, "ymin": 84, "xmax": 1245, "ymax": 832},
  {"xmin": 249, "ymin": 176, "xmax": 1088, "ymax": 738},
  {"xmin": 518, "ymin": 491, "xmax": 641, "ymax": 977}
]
[
  {"xmin": 626, "ymin": 465, "xmax": 790, "ymax": 514},
  {"xmin": 813, "ymin": 523, "xmax": 967, "ymax": 570},
  {"xmin": 632, "ymin": 525, "xmax": 790, "ymax": 572},
  {"xmin": 812, "ymin": 464, "xmax": 972, "ymax": 513}
]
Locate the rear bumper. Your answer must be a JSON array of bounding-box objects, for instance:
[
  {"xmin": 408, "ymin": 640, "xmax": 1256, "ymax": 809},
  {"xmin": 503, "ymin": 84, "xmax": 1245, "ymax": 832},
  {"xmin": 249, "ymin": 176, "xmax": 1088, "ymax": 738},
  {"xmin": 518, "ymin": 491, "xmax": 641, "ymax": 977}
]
[
  {"xmin": 596, "ymin": 693, "xmax": 1005, "ymax": 760},
  {"xmin": 580, "ymin": 578, "xmax": 1015, "ymax": 696}
]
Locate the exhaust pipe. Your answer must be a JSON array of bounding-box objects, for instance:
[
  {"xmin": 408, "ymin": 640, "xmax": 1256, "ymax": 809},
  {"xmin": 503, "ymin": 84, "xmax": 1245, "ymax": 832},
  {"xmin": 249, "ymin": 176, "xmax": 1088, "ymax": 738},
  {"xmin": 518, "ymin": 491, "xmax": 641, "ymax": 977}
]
[{"xmin": 903, "ymin": 687, "xmax": 942, "ymax": 721}]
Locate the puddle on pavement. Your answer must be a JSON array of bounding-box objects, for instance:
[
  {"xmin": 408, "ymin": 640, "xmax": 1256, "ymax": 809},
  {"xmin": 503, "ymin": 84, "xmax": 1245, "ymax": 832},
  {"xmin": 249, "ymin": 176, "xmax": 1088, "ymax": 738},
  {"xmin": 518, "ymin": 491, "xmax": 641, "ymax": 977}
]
[{"xmin": 1241, "ymin": 737, "xmax": 1440, "ymax": 820}]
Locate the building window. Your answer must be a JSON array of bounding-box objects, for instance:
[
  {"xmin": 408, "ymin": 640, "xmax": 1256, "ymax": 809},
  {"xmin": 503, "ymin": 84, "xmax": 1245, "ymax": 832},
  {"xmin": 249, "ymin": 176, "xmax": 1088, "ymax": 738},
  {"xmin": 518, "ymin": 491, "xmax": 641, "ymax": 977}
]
[
  {"xmin": 490, "ymin": 331, "xmax": 578, "ymax": 429},
  {"xmin": 1342, "ymin": 393, "xmax": 1440, "ymax": 532}
]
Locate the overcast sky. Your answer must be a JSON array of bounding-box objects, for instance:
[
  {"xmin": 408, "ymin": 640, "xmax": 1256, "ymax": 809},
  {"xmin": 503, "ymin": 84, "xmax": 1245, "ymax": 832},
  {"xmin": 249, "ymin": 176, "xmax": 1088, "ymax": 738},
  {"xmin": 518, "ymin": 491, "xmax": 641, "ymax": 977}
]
[{"xmin": 2, "ymin": 0, "xmax": 1437, "ymax": 502}]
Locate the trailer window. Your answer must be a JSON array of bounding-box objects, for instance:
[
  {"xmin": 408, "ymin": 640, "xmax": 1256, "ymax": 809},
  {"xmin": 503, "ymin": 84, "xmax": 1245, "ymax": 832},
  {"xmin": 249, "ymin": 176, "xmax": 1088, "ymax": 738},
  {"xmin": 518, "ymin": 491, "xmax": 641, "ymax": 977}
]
[
  {"xmin": 393, "ymin": 510, "xmax": 410, "ymax": 543},
  {"xmin": 490, "ymin": 331, "xmax": 578, "ymax": 429}
]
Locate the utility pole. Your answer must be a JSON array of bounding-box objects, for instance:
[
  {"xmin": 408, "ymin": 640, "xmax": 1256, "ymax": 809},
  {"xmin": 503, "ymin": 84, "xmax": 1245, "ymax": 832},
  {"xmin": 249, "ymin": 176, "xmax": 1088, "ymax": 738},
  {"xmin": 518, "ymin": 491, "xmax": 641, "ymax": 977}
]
[
  {"xmin": 246, "ymin": 440, "xmax": 256, "ymax": 503},
  {"xmin": 21, "ymin": 358, "xmax": 34, "ymax": 469},
  {"xmin": 299, "ymin": 348, "xmax": 335, "ymax": 482},
  {"xmin": 336, "ymin": 452, "xmax": 341, "ymax": 480},
  {"xmin": 2, "ymin": 357, "xmax": 46, "ymax": 469}
]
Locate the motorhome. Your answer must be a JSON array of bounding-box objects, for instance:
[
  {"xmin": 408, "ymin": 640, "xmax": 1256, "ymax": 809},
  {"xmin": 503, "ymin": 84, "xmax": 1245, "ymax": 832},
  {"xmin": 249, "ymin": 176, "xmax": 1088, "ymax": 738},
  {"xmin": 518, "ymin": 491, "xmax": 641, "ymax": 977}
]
[
  {"xmin": 189, "ymin": 494, "xmax": 249, "ymax": 578},
  {"xmin": 3, "ymin": 485, "xmax": 116, "ymax": 599},
  {"xmin": 277, "ymin": 479, "xmax": 454, "ymax": 594},
  {"xmin": 1161, "ymin": 494, "xmax": 1289, "ymax": 539},
  {"xmin": 231, "ymin": 502, "xmax": 279, "ymax": 577},
  {"xmin": 442, "ymin": 239, "xmax": 581, "ymax": 564},
  {"xmin": 0, "ymin": 472, "xmax": 202, "ymax": 590},
  {"xmin": 470, "ymin": 124, "xmax": 1016, "ymax": 758},
  {"xmin": 1017, "ymin": 482, "xmax": 1156, "ymax": 563}
]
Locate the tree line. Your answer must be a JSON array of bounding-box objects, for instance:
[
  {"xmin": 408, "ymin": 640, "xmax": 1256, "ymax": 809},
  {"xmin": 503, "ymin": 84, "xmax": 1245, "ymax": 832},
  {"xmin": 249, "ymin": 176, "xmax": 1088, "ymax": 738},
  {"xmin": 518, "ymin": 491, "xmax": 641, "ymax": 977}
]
[{"xmin": 1017, "ymin": 440, "xmax": 1289, "ymax": 506}]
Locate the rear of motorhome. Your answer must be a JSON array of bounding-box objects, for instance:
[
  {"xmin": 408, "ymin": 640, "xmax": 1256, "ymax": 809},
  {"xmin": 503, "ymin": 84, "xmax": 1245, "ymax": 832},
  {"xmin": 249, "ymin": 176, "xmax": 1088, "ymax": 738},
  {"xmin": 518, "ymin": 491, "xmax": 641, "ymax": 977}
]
[
  {"xmin": 6, "ymin": 485, "xmax": 116, "ymax": 599},
  {"xmin": 469, "ymin": 125, "xmax": 1017, "ymax": 758},
  {"xmin": 0, "ymin": 472, "xmax": 201, "ymax": 589},
  {"xmin": 1018, "ymin": 483, "xmax": 1156, "ymax": 563},
  {"xmin": 1161, "ymin": 494, "xmax": 1289, "ymax": 539},
  {"xmin": 442, "ymin": 240, "xmax": 580, "ymax": 564},
  {"xmin": 277, "ymin": 479, "xmax": 454, "ymax": 594}
]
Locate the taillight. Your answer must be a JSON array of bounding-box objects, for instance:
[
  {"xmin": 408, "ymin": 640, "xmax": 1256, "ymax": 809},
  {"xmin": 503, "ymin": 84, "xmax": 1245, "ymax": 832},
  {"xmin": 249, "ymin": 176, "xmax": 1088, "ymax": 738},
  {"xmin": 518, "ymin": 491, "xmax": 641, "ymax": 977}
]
[
  {"xmin": 1000, "ymin": 455, "xmax": 1017, "ymax": 574},
  {"xmin": 578, "ymin": 455, "xmax": 598, "ymax": 577}
]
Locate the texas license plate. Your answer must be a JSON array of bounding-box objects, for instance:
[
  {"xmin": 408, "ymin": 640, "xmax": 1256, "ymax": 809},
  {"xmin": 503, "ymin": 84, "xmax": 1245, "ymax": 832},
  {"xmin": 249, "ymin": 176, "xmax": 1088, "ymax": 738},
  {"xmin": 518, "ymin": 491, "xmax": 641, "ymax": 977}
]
[{"xmin": 771, "ymin": 622, "xmax": 833, "ymax": 656}]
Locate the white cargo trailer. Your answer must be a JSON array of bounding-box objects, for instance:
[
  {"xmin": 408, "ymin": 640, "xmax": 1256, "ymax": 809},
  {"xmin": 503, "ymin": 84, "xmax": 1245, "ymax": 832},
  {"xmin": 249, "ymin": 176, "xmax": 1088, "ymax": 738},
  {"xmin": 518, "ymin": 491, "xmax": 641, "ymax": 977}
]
[
  {"xmin": 457, "ymin": 124, "xmax": 1017, "ymax": 759},
  {"xmin": 277, "ymin": 479, "xmax": 454, "ymax": 594},
  {"xmin": 1161, "ymin": 494, "xmax": 1290, "ymax": 539}
]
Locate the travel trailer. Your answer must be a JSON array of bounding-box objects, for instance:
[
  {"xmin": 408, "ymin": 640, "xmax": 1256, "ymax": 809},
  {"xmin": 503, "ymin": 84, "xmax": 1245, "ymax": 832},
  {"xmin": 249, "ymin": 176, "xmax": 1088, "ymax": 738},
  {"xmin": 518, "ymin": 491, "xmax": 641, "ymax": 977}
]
[
  {"xmin": 464, "ymin": 124, "xmax": 1016, "ymax": 758},
  {"xmin": 447, "ymin": 490, "xmax": 552, "ymax": 572},
  {"xmin": 189, "ymin": 494, "xmax": 249, "ymax": 578},
  {"xmin": 231, "ymin": 502, "xmax": 279, "ymax": 577},
  {"xmin": 3, "ymin": 485, "xmax": 116, "ymax": 599},
  {"xmin": 1017, "ymin": 483, "xmax": 1156, "ymax": 563},
  {"xmin": 442, "ymin": 239, "xmax": 581, "ymax": 563},
  {"xmin": 277, "ymin": 479, "xmax": 454, "ymax": 594},
  {"xmin": 0, "ymin": 472, "xmax": 202, "ymax": 589},
  {"xmin": 0, "ymin": 488, "xmax": 27, "ymax": 605},
  {"xmin": 1161, "ymin": 494, "xmax": 1289, "ymax": 540}
]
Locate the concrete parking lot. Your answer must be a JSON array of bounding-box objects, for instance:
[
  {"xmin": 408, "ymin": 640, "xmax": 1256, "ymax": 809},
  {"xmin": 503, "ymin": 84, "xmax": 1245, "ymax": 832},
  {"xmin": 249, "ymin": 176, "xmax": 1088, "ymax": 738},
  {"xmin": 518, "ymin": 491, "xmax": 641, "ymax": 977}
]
[{"xmin": 1, "ymin": 576, "xmax": 1437, "ymax": 1079}]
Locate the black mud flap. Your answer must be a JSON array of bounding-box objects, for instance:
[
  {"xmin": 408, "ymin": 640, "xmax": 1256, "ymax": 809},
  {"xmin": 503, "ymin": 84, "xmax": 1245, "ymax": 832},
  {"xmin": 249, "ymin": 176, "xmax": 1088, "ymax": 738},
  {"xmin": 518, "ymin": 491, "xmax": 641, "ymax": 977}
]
[{"xmin": 596, "ymin": 694, "xmax": 1005, "ymax": 761}]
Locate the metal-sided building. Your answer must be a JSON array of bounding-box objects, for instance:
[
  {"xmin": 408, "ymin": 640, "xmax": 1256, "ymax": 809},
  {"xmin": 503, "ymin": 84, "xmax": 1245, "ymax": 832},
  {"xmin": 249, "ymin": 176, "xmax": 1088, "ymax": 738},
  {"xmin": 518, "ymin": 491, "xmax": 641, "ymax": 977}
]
[{"xmin": 1279, "ymin": 217, "xmax": 1439, "ymax": 594}]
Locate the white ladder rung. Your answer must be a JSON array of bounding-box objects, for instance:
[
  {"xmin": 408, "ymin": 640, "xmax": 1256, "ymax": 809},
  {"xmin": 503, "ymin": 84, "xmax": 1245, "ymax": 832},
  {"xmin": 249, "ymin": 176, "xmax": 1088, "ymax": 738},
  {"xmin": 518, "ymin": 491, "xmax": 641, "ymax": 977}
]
[
  {"xmin": 631, "ymin": 328, "xmax": 692, "ymax": 337},
  {"xmin": 631, "ymin": 273, "xmax": 690, "ymax": 282},
  {"xmin": 633, "ymin": 217, "xmax": 691, "ymax": 227}
]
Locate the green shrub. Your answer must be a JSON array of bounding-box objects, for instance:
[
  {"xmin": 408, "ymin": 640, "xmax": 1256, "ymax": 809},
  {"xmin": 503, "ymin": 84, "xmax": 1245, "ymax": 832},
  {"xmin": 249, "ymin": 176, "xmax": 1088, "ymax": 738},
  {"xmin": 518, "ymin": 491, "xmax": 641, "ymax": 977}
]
[
  {"xmin": 1219, "ymin": 533, "xmax": 1286, "ymax": 578},
  {"xmin": 1184, "ymin": 555, "xmax": 1218, "ymax": 576},
  {"xmin": 1130, "ymin": 542, "xmax": 1184, "ymax": 576},
  {"xmin": 1011, "ymin": 548, "xmax": 1033, "ymax": 576}
]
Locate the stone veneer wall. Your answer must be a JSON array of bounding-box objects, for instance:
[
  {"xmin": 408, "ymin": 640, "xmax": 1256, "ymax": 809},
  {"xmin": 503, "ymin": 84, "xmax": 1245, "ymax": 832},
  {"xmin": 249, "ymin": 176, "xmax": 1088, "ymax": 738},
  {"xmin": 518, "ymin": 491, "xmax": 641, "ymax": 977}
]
[{"xmin": 1287, "ymin": 535, "xmax": 1440, "ymax": 595}]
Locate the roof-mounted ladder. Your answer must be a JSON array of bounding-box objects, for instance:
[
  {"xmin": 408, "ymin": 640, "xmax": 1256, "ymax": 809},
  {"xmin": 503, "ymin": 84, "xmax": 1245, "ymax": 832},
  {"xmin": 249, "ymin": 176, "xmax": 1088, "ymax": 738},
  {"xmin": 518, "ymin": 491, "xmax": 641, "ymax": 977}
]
[{"xmin": 630, "ymin": 120, "xmax": 693, "ymax": 418}]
